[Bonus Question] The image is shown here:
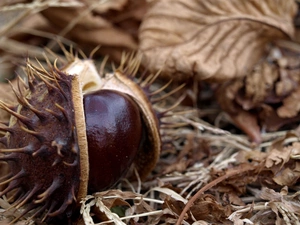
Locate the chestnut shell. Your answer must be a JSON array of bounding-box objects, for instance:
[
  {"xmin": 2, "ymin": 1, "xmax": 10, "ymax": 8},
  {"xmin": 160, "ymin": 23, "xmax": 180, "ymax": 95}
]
[
  {"xmin": 1, "ymin": 70, "xmax": 81, "ymax": 219},
  {"xmin": 0, "ymin": 58, "xmax": 161, "ymax": 222}
]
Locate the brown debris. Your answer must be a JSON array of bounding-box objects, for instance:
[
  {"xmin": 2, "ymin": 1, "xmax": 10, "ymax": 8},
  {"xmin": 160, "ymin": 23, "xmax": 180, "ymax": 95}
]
[
  {"xmin": 217, "ymin": 40, "xmax": 300, "ymax": 142},
  {"xmin": 162, "ymin": 134, "xmax": 211, "ymax": 174}
]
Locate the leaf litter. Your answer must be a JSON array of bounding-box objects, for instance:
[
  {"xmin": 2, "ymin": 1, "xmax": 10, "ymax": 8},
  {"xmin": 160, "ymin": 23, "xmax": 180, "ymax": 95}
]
[{"xmin": 0, "ymin": 0, "xmax": 300, "ymax": 225}]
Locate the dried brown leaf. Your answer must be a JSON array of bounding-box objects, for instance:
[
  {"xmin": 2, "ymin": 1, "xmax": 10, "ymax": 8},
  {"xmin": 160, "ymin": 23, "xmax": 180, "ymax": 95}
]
[
  {"xmin": 259, "ymin": 187, "xmax": 300, "ymax": 224},
  {"xmin": 265, "ymin": 147, "xmax": 291, "ymax": 169},
  {"xmin": 229, "ymin": 109, "xmax": 261, "ymax": 143},
  {"xmin": 212, "ymin": 165, "xmax": 258, "ymax": 196},
  {"xmin": 235, "ymin": 149, "xmax": 267, "ymax": 164},
  {"xmin": 162, "ymin": 197, "xmax": 184, "ymax": 221},
  {"xmin": 242, "ymin": 62, "xmax": 279, "ymax": 109},
  {"xmin": 264, "ymin": 141, "xmax": 300, "ymax": 186},
  {"xmin": 139, "ymin": 0, "xmax": 297, "ymax": 81},
  {"xmin": 41, "ymin": 7, "xmax": 137, "ymax": 48},
  {"xmin": 217, "ymin": 40, "xmax": 300, "ymax": 141},
  {"xmin": 277, "ymin": 88, "xmax": 300, "ymax": 118},
  {"xmin": 273, "ymin": 163, "xmax": 300, "ymax": 186},
  {"xmin": 190, "ymin": 195, "xmax": 230, "ymax": 222},
  {"xmin": 41, "ymin": 0, "xmax": 147, "ymax": 61},
  {"xmin": 163, "ymin": 194, "xmax": 230, "ymax": 224},
  {"xmin": 216, "ymin": 79, "xmax": 262, "ymax": 141}
]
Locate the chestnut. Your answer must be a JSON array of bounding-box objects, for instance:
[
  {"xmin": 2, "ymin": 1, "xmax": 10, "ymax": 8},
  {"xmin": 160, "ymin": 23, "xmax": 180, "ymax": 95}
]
[
  {"xmin": 83, "ymin": 89, "xmax": 144, "ymax": 192},
  {"xmin": 0, "ymin": 57, "xmax": 161, "ymax": 222}
]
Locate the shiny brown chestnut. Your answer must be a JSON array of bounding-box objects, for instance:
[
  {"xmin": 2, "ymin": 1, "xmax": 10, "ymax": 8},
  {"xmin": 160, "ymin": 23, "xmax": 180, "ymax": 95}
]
[
  {"xmin": 84, "ymin": 89, "xmax": 144, "ymax": 192},
  {"xmin": 0, "ymin": 57, "xmax": 161, "ymax": 222}
]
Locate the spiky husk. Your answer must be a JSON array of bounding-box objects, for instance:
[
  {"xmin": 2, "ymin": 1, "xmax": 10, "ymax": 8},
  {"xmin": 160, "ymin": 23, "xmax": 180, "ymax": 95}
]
[
  {"xmin": 0, "ymin": 52, "xmax": 180, "ymax": 223},
  {"xmin": 0, "ymin": 61, "xmax": 80, "ymax": 222}
]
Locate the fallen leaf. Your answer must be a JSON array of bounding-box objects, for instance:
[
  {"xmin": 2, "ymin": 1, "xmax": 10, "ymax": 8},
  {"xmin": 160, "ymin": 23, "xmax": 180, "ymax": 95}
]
[
  {"xmin": 139, "ymin": 0, "xmax": 296, "ymax": 81},
  {"xmin": 259, "ymin": 187, "xmax": 300, "ymax": 224},
  {"xmin": 235, "ymin": 149, "xmax": 266, "ymax": 164},
  {"xmin": 163, "ymin": 194, "xmax": 230, "ymax": 224},
  {"xmin": 264, "ymin": 140, "xmax": 300, "ymax": 186},
  {"xmin": 190, "ymin": 195, "xmax": 230, "ymax": 222},
  {"xmin": 273, "ymin": 163, "xmax": 300, "ymax": 186},
  {"xmin": 41, "ymin": 0, "xmax": 147, "ymax": 62},
  {"xmin": 216, "ymin": 40, "xmax": 300, "ymax": 141},
  {"xmin": 265, "ymin": 148, "xmax": 291, "ymax": 169},
  {"xmin": 228, "ymin": 109, "xmax": 261, "ymax": 143},
  {"xmin": 243, "ymin": 62, "xmax": 278, "ymax": 109},
  {"xmin": 277, "ymin": 88, "xmax": 300, "ymax": 118}
]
